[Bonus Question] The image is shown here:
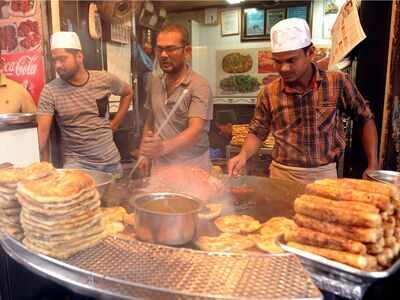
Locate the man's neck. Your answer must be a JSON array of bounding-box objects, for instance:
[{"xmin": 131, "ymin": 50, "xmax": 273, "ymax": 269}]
[
  {"xmin": 67, "ymin": 68, "xmax": 89, "ymax": 86},
  {"xmin": 165, "ymin": 65, "xmax": 188, "ymax": 87}
]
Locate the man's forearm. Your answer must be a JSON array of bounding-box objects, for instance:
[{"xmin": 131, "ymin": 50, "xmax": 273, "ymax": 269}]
[
  {"xmin": 361, "ymin": 119, "xmax": 378, "ymax": 168},
  {"xmin": 162, "ymin": 126, "xmax": 202, "ymax": 156},
  {"xmin": 111, "ymin": 94, "xmax": 132, "ymax": 130},
  {"xmin": 240, "ymin": 133, "xmax": 263, "ymax": 161}
]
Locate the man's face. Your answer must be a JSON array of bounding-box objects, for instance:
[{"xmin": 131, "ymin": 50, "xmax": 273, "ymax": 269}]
[
  {"xmin": 156, "ymin": 31, "xmax": 189, "ymax": 74},
  {"xmin": 51, "ymin": 49, "xmax": 82, "ymax": 81},
  {"xmin": 272, "ymin": 47, "xmax": 314, "ymax": 83}
]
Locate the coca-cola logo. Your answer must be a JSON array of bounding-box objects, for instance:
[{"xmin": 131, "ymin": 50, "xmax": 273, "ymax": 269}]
[{"xmin": 3, "ymin": 55, "xmax": 39, "ymax": 76}]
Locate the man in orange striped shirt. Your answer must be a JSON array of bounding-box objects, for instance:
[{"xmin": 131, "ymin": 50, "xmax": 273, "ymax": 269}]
[{"xmin": 228, "ymin": 18, "xmax": 378, "ymax": 184}]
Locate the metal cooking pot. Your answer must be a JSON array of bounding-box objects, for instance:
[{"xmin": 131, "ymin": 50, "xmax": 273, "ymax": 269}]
[{"xmin": 130, "ymin": 192, "xmax": 202, "ymax": 246}]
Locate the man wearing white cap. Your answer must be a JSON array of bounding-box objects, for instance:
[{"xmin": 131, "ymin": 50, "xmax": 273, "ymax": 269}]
[
  {"xmin": 228, "ymin": 18, "xmax": 378, "ymax": 183},
  {"xmin": 37, "ymin": 31, "xmax": 133, "ymax": 174}
]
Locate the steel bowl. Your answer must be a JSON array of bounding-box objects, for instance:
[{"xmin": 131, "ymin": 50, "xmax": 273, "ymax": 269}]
[{"xmin": 130, "ymin": 192, "xmax": 202, "ymax": 246}]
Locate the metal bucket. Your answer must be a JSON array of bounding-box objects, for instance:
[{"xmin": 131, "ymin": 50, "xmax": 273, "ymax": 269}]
[{"xmin": 130, "ymin": 192, "xmax": 202, "ymax": 246}]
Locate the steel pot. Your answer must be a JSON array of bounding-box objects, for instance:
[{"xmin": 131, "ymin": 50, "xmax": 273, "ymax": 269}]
[{"xmin": 130, "ymin": 192, "xmax": 202, "ymax": 246}]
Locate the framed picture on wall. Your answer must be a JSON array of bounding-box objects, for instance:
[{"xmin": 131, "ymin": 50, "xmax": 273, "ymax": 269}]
[
  {"xmin": 266, "ymin": 8, "xmax": 286, "ymax": 37},
  {"xmin": 287, "ymin": 6, "xmax": 308, "ymax": 20},
  {"xmin": 241, "ymin": 7, "xmax": 266, "ymax": 41},
  {"xmin": 221, "ymin": 9, "xmax": 240, "ymax": 36}
]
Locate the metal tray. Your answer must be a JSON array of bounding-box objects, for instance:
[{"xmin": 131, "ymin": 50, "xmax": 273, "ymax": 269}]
[
  {"xmin": 0, "ymin": 113, "xmax": 36, "ymax": 126},
  {"xmin": 366, "ymin": 170, "xmax": 400, "ymax": 185},
  {"xmin": 0, "ymin": 232, "xmax": 322, "ymax": 300},
  {"xmin": 277, "ymin": 235, "xmax": 400, "ymax": 281}
]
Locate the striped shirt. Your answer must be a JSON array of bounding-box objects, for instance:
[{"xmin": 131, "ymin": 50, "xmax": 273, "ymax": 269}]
[
  {"xmin": 38, "ymin": 71, "xmax": 124, "ymax": 165},
  {"xmin": 248, "ymin": 64, "xmax": 373, "ymax": 168}
]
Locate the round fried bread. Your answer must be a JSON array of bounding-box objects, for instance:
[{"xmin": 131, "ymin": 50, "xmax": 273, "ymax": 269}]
[
  {"xmin": 260, "ymin": 217, "xmax": 297, "ymax": 237},
  {"xmin": 196, "ymin": 233, "xmax": 255, "ymax": 252},
  {"xmin": 215, "ymin": 215, "xmax": 261, "ymax": 233}
]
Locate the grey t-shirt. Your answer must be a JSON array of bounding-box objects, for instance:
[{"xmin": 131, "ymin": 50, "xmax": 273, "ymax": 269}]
[
  {"xmin": 38, "ymin": 70, "xmax": 124, "ymax": 165},
  {"xmin": 145, "ymin": 69, "xmax": 213, "ymax": 166}
]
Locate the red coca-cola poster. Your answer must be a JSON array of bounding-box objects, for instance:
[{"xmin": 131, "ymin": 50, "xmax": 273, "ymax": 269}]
[
  {"xmin": 2, "ymin": 50, "xmax": 45, "ymax": 101},
  {"xmin": 0, "ymin": 0, "xmax": 45, "ymax": 104}
]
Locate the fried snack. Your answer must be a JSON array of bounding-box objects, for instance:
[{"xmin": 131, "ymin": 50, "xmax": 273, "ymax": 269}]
[
  {"xmin": 215, "ymin": 215, "xmax": 261, "ymax": 234},
  {"xmin": 123, "ymin": 213, "xmax": 135, "ymax": 227},
  {"xmin": 286, "ymin": 227, "xmax": 367, "ymax": 254},
  {"xmin": 195, "ymin": 233, "xmax": 255, "ymax": 252},
  {"xmin": 287, "ymin": 241, "xmax": 377, "ymax": 270},
  {"xmin": 315, "ymin": 178, "xmax": 399, "ymax": 202},
  {"xmin": 294, "ymin": 196, "xmax": 382, "ymax": 228},
  {"xmin": 260, "ymin": 217, "xmax": 297, "ymax": 237},
  {"xmin": 294, "ymin": 214, "xmax": 383, "ymax": 243},
  {"xmin": 101, "ymin": 207, "xmax": 127, "ymax": 224},
  {"xmin": 251, "ymin": 234, "xmax": 283, "ymax": 254},
  {"xmin": 104, "ymin": 221, "xmax": 125, "ymax": 235},
  {"xmin": 199, "ymin": 203, "xmax": 223, "ymax": 220},
  {"xmin": 306, "ymin": 182, "xmax": 391, "ymax": 211},
  {"xmin": 384, "ymin": 236, "xmax": 396, "ymax": 247},
  {"xmin": 366, "ymin": 238, "xmax": 385, "ymax": 255}
]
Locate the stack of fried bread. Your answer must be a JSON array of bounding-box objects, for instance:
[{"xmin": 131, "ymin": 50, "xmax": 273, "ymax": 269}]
[
  {"xmin": 17, "ymin": 169, "xmax": 106, "ymax": 259},
  {"xmin": 0, "ymin": 162, "xmax": 55, "ymax": 240},
  {"xmin": 230, "ymin": 124, "xmax": 274, "ymax": 149},
  {"xmin": 286, "ymin": 178, "xmax": 400, "ymax": 271}
]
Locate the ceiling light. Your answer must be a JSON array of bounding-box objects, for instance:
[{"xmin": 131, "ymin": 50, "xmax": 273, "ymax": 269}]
[{"xmin": 226, "ymin": 0, "xmax": 244, "ymax": 4}]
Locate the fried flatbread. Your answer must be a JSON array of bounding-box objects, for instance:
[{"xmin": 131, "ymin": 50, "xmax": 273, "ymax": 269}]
[
  {"xmin": 18, "ymin": 170, "xmax": 96, "ymax": 202},
  {"xmin": 104, "ymin": 221, "xmax": 125, "ymax": 236},
  {"xmin": 24, "ymin": 224, "xmax": 104, "ymax": 243},
  {"xmin": 101, "ymin": 207, "xmax": 127, "ymax": 224},
  {"xmin": 195, "ymin": 233, "xmax": 255, "ymax": 252},
  {"xmin": 251, "ymin": 234, "xmax": 283, "ymax": 254},
  {"xmin": 215, "ymin": 215, "xmax": 261, "ymax": 234},
  {"xmin": 260, "ymin": 217, "xmax": 297, "ymax": 238},
  {"xmin": 23, "ymin": 232, "xmax": 106, "ymax": 260},
  {"xmin": 0, "ymin": 186, "xmax": 16, "ymax": 195},
  {"xmin": 0, "ymin": 168, "xmax": 23, "ymax": 184},
  {"xmin": 21, "ymin": 206, "xmax": 101, "ymax": 227},
  {"xmin": 21, "ymin": 212, "xmax": 102, "ymax": 234},
  {"xmin": 17, "ymin": 188, "xmax": 97, "ymax": 209},
  {"xmin": 22, "ymin": 162, "xmax": 56, "ymax": 180},
  {"xmin": 18, "ymin": 194, "xmax": 100, "ymax": 216},
  {"xmin": 199, "ymin": 203, "xmax": 223, "ymax": 220}
]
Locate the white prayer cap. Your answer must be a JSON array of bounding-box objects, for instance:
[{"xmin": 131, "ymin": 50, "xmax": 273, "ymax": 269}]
[
  {"xmin": 270, "ymin": 18, "xmax": 311, "ymax": 53},
  {"xmin": 50, "ymin": 31, "xmax": 82, "ymax": 50}
]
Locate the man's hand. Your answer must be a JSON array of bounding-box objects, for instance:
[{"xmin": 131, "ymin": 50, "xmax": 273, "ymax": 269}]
[
  {"xmin": 137, "ymin": 156, "xmax": 151, "ymax": 177},
  {"xmin": 227, "ymin": 153, "xmax": 247, "ymax": 177},
  {"xmin": 141, "ymin": 131, "xmax": 164, "ymax": 159},
  {"xmin": 362, "ymin": 161, "xmax": 379, "ymax": 179}
]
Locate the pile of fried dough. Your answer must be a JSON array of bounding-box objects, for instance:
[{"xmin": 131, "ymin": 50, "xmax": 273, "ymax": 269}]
[
  {"xmin": 0, "ymin": 162, "xmax": 56, "ymax": 240},
  {"xmin": 286, "ymin": 178, "xmax": 400, "ymax": 271},
  {"xmin": 17, "ymin": 168, "xmax": 106, "ymax": 259},
  {"xmin": 230, "ymin": 124, "xmax": 274, "ymax": 149}
]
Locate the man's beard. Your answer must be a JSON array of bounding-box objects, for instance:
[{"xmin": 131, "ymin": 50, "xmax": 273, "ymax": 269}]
[{"xmin": 57, "ymin": 65, "xmax": 79, "ymax": 81}]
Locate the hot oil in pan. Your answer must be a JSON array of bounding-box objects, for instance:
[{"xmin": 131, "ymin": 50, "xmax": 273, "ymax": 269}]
[{"xmin": 141, "ymin": 196, "xmax": 198, "ymax": 213}]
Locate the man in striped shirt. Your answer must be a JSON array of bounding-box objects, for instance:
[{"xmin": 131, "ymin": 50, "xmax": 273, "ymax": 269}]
[
  {"xmin": 37, "ymin": 32, "xmax": 133, "ymax": 174},
  {"xmin": 228, "ymin": 18, "xmax": 378, "ymax": 183}
]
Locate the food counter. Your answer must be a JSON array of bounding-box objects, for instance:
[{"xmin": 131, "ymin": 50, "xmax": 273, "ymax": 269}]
[
  {"xmin": 0, "ymin": 175, "xmax": 324, "ymax": 300},
  {"xmin": 1, "ymin": 173, "xmax": 400, "ymax": 299}
]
